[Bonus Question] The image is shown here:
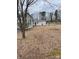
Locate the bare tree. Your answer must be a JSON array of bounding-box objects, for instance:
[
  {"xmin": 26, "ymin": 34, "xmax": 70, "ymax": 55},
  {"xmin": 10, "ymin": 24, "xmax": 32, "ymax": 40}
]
[
  {"xmin": 44, "ymin": 0, "xmax": 57, "ymax": 9},
  {"xmin": 17, "ymin": 0, "xmax": 37, "ymax": 38},
  {"xmin": 50, "ymin": 13, "xmax": 53, "ymax": 22},
  {"xmin": 55, "ymin": 9, "xmax": 58, "ymax": 21},
  {"xmin": 44, "ymin": 0, "xmax": 57, "ymax": 22},
  {"xmin": 40, "ymin": 12, "xmax": 46, "ymax": 21}
]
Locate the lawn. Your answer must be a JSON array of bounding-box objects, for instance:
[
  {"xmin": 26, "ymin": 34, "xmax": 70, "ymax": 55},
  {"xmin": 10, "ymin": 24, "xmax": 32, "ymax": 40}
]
[{"xmin": 17, "ymin": 23, "xmax": 61, "ymax": 59}]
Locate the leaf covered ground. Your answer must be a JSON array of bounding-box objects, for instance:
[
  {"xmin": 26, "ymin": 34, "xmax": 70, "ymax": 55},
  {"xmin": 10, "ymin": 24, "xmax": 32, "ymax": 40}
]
[{"xmin": 17, "ymin": 23, "xmax": 61, "ymax": 59}]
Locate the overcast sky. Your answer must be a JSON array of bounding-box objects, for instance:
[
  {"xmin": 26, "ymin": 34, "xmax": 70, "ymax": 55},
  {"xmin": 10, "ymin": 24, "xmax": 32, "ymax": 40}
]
[{"xmin": 28, "ymin": 0, "xmax": 61, "ymax": 14}]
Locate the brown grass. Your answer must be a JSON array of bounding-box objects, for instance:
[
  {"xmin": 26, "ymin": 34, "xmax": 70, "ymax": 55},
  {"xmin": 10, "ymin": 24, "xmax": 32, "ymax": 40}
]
[{"xmin": 17, "ymin": 23, "xmax": 61, "ymax": 59}]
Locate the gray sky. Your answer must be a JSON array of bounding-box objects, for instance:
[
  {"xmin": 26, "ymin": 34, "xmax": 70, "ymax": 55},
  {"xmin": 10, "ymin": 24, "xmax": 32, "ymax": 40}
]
[{"xmin": 28, "ymin": 0, "xmax": 61, "ymax": 14}]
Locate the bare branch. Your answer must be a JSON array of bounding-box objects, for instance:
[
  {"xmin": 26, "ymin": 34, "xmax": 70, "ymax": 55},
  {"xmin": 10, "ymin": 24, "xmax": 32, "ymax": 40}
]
[
  {"xmin": 44, "ymin": 0, "xmax": 57, "ymax": 9},
  {"xmin": 28, "ymin": 0, "xmax": 34, "ymax": 5},
  {"xmin": 28, "ymin": 0, "xmax": 38, "ymax": 6},
  {"xmin": 17, "ymin": 0, "xmax": 38, "ymax": 38},
  {"xmin": 23, "ymin": 0, "xmax": 25, "ymax": 5}
]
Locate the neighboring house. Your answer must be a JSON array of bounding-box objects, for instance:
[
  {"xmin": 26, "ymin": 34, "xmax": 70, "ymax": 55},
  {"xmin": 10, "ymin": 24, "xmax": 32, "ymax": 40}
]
[
  {"xmin": 31, "ymin": 12, "xmax": 54, "ymax": 25},
  {"xmin": 17, "ymin": 13, "xmax": 33, "ymax": 30},
  {"xmin": 31, "ymin": 10, "xmax": 61, "ymax": 26},
  {"xmin": 26, "ymin": 13, "xmax": 34, "ymax": 29},
  {"xmin": 31, "ymin": 12, "xmax": 46, "ymax": 26}
]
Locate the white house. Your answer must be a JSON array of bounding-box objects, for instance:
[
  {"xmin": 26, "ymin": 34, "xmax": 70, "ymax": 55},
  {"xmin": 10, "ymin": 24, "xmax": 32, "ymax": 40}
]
[
  {"xmin": 17, "ymin": 13, "xmax": 33, "ymax": 30},
  {"xmin": 26, "ymin": 13, "xmax": 34, "ymax": 29},
  {"xmin": 31, "ymin": 12, "xmax": 54, "ymax": 26}
]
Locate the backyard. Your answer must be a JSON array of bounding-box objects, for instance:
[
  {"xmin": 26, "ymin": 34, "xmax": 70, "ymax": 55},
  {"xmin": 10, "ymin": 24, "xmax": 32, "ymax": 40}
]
[{"xmin": 17, "ymin": 23, "xmax": 61, "ymax": 59}]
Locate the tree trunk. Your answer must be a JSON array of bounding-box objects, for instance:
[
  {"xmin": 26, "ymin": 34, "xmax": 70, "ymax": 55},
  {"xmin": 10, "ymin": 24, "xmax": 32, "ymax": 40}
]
[
  {"xmin": 21, "ymin": 29, "xmax": 25, "ymax": 38},
  {"xmin": 50, "ymin": 13, "xmax": 53, "ymax": 22},
  {"xmin": 56, "ymin": 16, "xmax": 57, "ymax": 20},
  {"xmin": 55, "ymin": 16, "xmax": 57, "ymax": 22},
  {"xmin": 51, "ymin": 15, "xmax": 52, "ymax": 22}
]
